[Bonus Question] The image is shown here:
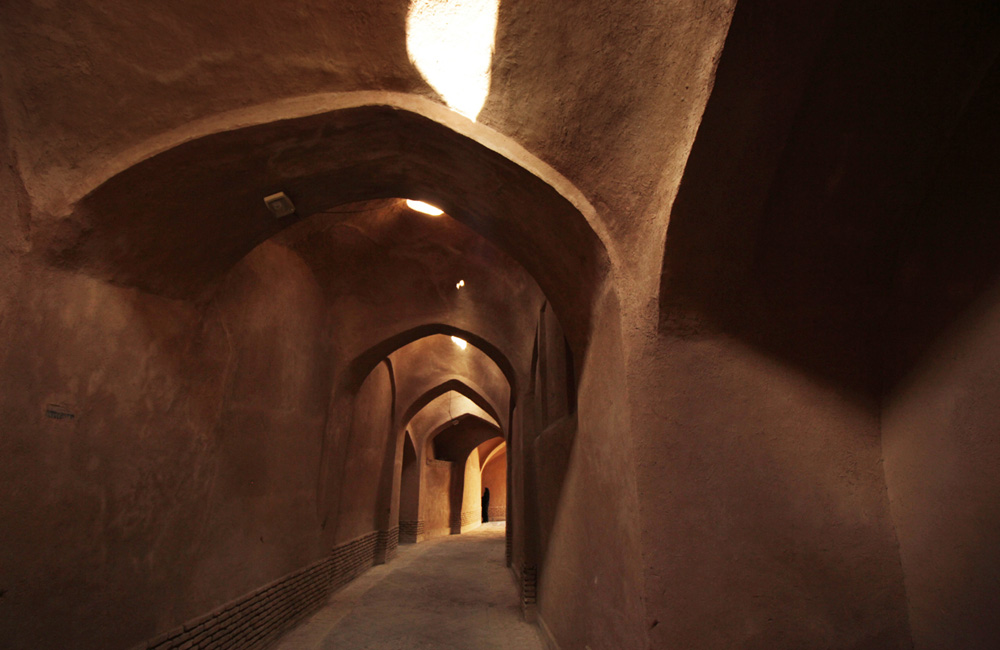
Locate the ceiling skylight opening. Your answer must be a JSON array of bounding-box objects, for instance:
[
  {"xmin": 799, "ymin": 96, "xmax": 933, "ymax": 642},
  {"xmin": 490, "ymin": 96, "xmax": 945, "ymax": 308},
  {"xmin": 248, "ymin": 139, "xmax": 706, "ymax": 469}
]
[
  {"xmin": 406, "ymin": 0, "xmax": 499, "ymax": 121},
  {"xmin": 451, "ymin": 336, "xmax": 468, "ymax": 350},
  {"xmin": 406, "ymin": 199, "xmax": 445, "ymax": 216}
]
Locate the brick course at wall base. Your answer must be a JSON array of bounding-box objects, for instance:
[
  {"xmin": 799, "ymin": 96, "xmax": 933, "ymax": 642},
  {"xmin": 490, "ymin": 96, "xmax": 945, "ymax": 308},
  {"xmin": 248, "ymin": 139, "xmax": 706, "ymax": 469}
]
[
  {"xmin": 452, "ymin": 509, "xmax": 481, "ymax": 533},
  {"xmin": 133, "ymin": 532, "xmax": 380, "ymax": 650},
  {"xmin": 521, "ymin": 563, "xmax": 538, "ymax": 622},
  {"xmin": 487, "ymin": 505, "xmax": 506, "ymax": 521},
  {"xmin": 399, "ymin": 520, "xmax": 424, "ymax": 543},
  {"xmin": 374, "ymin": 526, "xmax": 399, "ymax": 564}
]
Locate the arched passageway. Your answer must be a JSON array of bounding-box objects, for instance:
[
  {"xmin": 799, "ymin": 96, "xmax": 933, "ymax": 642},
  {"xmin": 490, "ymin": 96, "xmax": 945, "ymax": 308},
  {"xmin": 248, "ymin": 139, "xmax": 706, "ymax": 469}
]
[
  {"xmin": 8, "ymin": 4, "xmax": 1000, "ymax": 650},
  {"xmin": 15, "ymin": 93, "xmax": 628, "ymax": 650},
  {"xmin": 0, "ymin": 86, "xmax": 643, "ymax": 650}
]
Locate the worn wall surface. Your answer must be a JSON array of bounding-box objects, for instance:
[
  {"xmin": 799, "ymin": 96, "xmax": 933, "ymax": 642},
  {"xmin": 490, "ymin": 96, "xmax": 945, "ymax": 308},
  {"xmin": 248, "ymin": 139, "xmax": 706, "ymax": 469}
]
[
  {"xmin": 632, "ymin": 334, "xmax": 909, "ymax": 650},
  {"xmin": 884, "ymin": 284, "xmax": 1000, "ymax": 650},
  {"xmin": 1, "ymin": 266, "xmax": 222, "ymax": 650},
  {"xmin": 882, "ymin": 49, "xmax": 1000, "ymax": 650},
  {"xmin": 334, "ymin": 360, "xmax": 395, "ymax": 543},
  {"xmin": 533, "ymin": 292, "xmax": 647, "ymax": 650},
  {"xmin": 460, "ymin": 448, "xmax": 483, "ymax": 531},
  {"xmin": 632, "ymin": 2, "xmax": 1000, "ymax": 648},
  {"xmin": 0, "ymin": 102, "xmax": 28, "ymax": 331},
  {"xmin": 399, "ymin": 433, "xmax": 420, "ymax": 529},
  {"xmin": 0, "ymin": 240, "xmax": 333, "ymax": 650},
  {"xmin": 420, "ymin": 458, "xmax": 454, "ymax": 540}
]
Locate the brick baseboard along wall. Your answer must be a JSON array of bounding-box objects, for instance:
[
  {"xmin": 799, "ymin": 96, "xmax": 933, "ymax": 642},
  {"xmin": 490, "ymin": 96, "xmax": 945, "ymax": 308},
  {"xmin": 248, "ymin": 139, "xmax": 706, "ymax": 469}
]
[
  {"xmin": 375, "ymin": 526, "xmax": 399, "ymax": 564},
  {"xmin": 399, "ymin": 519, "xmax": 424, "ymax": 543},
  {"xmin": 461, "ymin": 509, "xmax": 479, "ymax": 527},
  {"xmin": 521, "ymin": 563, "xmax": 538, "ymax": 621},
  {"xmin": 133, "ymin": 531, "xmax": 381, "ymax": 650}
]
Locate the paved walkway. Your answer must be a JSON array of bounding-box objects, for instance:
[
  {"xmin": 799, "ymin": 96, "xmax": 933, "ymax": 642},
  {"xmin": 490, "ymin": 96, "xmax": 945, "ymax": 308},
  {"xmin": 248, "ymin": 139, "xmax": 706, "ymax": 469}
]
[{"xmin": 273, "ymin": 523, "xmax": 544, "ymax": 649}]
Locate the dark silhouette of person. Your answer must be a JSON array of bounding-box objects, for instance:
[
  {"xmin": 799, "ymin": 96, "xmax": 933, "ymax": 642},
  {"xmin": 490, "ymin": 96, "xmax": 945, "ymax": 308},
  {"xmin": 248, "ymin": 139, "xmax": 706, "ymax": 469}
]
[{"xmin": 482, "ymin": 487, "xmax": 491, "ymax": 523}]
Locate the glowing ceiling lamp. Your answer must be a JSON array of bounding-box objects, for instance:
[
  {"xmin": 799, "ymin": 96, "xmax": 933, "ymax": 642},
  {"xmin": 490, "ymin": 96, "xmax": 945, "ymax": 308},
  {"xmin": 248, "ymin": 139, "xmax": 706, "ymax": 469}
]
[
  {"xmin": 451, "ymin": 336, "xmax": 468, "ymax": 350},
  {"xmin": 455, "ymin": 279, "xmax": 465, "ymax": 289},
  {"xmin": 406, "ymin": 199, "xmax": 445, "ymax": 216},
  {"xmin": 406, "ymin": 0, "xmax": 499, "ymax": 120}
]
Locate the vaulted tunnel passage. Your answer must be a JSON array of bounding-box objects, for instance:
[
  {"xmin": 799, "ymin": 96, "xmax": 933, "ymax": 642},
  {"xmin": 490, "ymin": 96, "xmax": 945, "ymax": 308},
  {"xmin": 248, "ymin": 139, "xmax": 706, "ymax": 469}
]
[
  {"xmin": 1, "ymin": 90, "xmax": 603, "ymax": 648},
  {"xmin": 4, "ymin": 3, "xmax": 1000, "ymax": 650}
]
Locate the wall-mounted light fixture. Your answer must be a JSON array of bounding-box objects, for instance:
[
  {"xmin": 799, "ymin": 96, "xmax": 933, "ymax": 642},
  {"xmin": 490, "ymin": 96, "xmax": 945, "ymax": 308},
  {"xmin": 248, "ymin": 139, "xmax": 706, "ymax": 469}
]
[{"xmin": 263, "ymin": 192, "xmax": 296, "ymax": 218}]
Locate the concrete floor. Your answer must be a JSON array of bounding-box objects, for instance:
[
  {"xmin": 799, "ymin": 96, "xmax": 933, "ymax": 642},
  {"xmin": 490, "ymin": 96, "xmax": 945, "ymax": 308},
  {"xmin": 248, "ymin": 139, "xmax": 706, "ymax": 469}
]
[{"xmin": 273, "ymin": 523, "xmax": 545, "ymax": 649}]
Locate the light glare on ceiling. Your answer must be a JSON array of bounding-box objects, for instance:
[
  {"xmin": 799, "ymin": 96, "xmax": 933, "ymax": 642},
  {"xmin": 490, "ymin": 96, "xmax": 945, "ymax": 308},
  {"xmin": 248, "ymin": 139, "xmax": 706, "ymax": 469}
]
[
  {"xmin": 406, "ymin": 0, "xmax": 499, "ymax": 120},
  {"xmin": 451, "ymin": 336, "xmax": 468, "ymax": 350},
  {"xmin": 456, "ymin": 279, "xmax": 465, "ymax": 289},
  {"xmin": 406, "ymin": 199, "xmax": 444, "ymax": 216}
]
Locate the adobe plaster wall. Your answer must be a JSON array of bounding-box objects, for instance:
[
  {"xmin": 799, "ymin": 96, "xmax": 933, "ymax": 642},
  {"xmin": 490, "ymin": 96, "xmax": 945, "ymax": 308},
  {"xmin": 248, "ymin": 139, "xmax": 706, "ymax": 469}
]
[
  {"xmin": 881, "ymin": 50, "xmax": 1000, "ymax": 650},
  {"xmin": 625, "ymin": 2, "xmax": 1000, "ymax": 648},
  {"xmin": 333, "ymin": 360, "xmax": 395, "ymax": 544},
  {"xmin": 0, "ymin": 106, "xmax": 28, "ymax": 332},
  {"xmin": 630, "ymin": 332, "xmax": 910, "ymax": 650},
  {"xmin": 421, "ymin": 458, "xmax": 454, "ymax": 540},
  {"xmin": 399, "ymin": 433, "xmax": 420, "ymax": 530},
  {"xmin": 0, "ymin": 240, "xmax": 336, "ymax": 650},
  {"xmin": 883, "ymin": 284, "xmax": 1000, "ymax": 649},
  {"xmin": 1, "ymin": 265, "xmax": 221, "ymax": 650},
  {"xmin": 460, "ymin": 448, "xmax": 484, "ymax": 531},
  {"xmin": 532, "ymin": 291, "xmax": 647, "ymax": 650}
]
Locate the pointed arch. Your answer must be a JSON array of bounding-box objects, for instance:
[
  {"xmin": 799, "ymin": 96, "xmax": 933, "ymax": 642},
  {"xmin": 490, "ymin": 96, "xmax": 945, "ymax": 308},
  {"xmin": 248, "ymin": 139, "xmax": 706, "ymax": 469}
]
[
  {"xmin": 348, "ymin": 324, "xmax": 517, "ymax": 398},
  {"xmin": 52, "ymin": 94, "xmax": 613, "ymax": 366},
  {"xmin": 400, "ymin": 378, "xmax": 502, "ymax": 434}
]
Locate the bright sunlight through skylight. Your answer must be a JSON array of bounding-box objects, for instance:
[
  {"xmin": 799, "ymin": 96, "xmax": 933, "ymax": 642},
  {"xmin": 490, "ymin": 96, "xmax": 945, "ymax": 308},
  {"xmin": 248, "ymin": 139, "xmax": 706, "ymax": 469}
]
[{"xmin": 406, "ymin": 0, "xmax": 499, "ymax": 121}]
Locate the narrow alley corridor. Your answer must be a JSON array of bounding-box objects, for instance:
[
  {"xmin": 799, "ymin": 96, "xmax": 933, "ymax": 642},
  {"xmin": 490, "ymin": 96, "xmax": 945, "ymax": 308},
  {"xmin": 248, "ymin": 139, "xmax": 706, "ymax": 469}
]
[
  {"xmin": 7, "ymin": 3, "xmax": 1000, "ymax": 649},
  {"xmin": 273, "ymin": 524, "xmax": 544, "ymax": 649}
]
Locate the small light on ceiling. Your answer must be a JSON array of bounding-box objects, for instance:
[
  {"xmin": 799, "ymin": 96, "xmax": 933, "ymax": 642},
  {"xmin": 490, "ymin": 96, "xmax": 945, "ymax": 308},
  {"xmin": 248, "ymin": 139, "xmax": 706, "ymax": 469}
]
[
  {"xmin": 406, "ymin": 199, "xmax": 444, "ymax": 216},
  {"xmin": 451, "ymin": 336, "xmax": 468, "ymax": 350},
  {"xmin": 455, "ymin": 279, "xmax": 465, "ymax": 289},
  {"xmin": 263, "ymin": 191, "xmax": 296, "ymax": 218}
]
